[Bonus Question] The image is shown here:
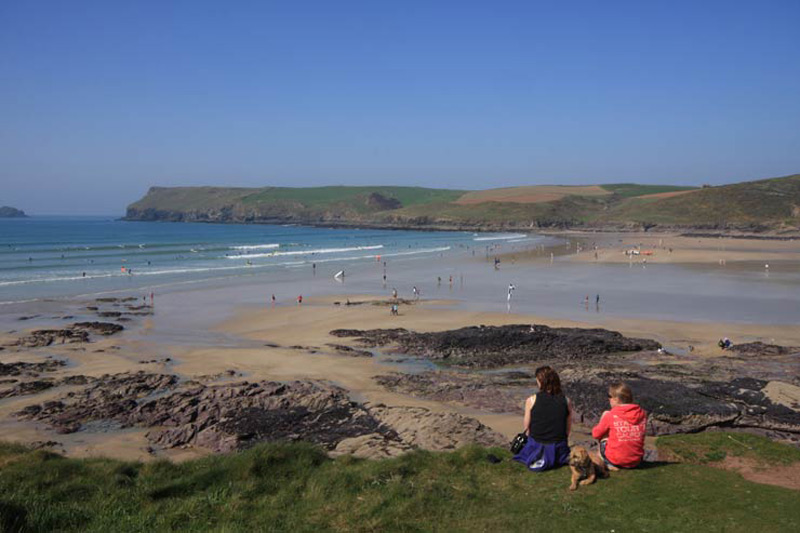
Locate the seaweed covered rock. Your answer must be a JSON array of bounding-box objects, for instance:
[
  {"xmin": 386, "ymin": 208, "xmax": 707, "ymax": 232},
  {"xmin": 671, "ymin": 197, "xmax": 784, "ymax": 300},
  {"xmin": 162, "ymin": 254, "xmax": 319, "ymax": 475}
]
[{"xmin": 333, "ymin": 324, "xmax": 660, "ymax": 368}]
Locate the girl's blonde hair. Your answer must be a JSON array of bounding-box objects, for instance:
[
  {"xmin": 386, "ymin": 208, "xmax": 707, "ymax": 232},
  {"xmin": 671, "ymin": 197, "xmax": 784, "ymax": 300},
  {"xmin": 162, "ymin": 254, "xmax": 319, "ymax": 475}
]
[{"xmin": 608, "ymin": 382, "xmax": 634, "ymax": 403}]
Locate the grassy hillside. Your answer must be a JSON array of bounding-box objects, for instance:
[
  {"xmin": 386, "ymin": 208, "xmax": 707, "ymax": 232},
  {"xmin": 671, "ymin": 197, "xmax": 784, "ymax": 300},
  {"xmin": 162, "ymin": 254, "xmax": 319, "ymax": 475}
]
[
  {"xmin": 1, "ymin": 434, "xmax": 799, "ymax": 532},
  {"xmin": 125, "ymin": 174, "xmax": 800, "ymax": 232},
  {"xmin": 601, "ymin": 174, "xmax": 800, "ymax": 229},
  {"xmin": 601, "ymin": 183, "xmax": 699, "ymax": 198}
]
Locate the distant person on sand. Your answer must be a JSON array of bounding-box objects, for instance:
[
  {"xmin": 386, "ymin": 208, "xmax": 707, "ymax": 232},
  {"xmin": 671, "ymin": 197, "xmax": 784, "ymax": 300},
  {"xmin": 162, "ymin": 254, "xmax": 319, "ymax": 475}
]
[
  {"xmin": 513, "ymin": 366, "xmax": 572, "ymax": 472},
  {"xmin": 392, "ymin": 287, "xmax": 398, "ymax": 299},
  {"xmin": 591, "ymin": 382, "xmax": 647, "ymax": 470},
  {"xmin": 271, "ymin": 294, "xmax": 276, "ymax": 306},
  {"xmin": 390, "ymin": 303, "xmax": 399, "ymax": 316},
  {"xmin": 507, "ymin": 283, "xmax": 516, "ymax": 302},
  {"xmin": 412, "ymin": 286, "xmax": 419, "ymax": 300},
  {"xmin": 297, "ymin": 295, "xmax": 303, "ymax": 305}
]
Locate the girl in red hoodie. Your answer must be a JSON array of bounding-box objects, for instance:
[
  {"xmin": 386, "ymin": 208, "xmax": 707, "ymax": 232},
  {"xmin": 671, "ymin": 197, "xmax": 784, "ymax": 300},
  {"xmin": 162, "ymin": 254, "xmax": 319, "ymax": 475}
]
[{"xmin": 591, "ymin": 382, "xmax": 647, "ymax": 469}]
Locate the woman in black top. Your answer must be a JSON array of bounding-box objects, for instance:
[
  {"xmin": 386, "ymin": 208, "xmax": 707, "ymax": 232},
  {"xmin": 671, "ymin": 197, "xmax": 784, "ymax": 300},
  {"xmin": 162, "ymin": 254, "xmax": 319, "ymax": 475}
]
[{"xmin": 515, "ymin": 365, "xmax": 573, "ymax": 471}]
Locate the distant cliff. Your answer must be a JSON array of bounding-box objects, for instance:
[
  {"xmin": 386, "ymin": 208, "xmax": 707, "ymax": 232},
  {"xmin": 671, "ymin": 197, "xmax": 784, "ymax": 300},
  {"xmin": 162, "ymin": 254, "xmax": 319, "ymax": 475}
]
[
  {"xmin": 124, "ymin": 175, "xmax": 800, "ymax": 233},
  {"xmin": 0, "ymin": 206, "xmax": 27, "ymax": 218}
]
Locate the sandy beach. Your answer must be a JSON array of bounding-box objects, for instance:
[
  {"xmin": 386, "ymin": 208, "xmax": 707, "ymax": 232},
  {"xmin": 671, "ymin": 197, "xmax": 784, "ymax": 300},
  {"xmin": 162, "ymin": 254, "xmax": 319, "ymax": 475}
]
[{"xmin": 543, "ymin": 231, "xmax": 800, "ymax": 266}]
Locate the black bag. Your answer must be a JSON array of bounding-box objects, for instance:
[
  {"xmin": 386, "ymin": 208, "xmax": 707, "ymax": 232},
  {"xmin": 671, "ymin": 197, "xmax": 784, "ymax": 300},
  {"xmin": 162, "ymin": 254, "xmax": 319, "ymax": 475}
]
[{"xmin": 510, "ymin": 433, "xmax": 528, "ymax": 454}]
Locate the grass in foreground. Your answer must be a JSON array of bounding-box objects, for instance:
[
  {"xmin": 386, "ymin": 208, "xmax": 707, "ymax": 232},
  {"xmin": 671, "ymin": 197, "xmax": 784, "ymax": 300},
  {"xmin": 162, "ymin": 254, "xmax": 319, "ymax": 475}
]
[{"xmin": 1, "ymin": 434, "xmax": 799, "ymax": 532}]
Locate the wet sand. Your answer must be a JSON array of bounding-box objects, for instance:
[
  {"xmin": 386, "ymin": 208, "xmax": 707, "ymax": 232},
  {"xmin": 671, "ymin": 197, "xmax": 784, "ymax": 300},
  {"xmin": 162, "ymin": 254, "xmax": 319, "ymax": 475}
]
[{"xmin": 548, "ymin": 231, "xmax": 800, "ymax": 265}]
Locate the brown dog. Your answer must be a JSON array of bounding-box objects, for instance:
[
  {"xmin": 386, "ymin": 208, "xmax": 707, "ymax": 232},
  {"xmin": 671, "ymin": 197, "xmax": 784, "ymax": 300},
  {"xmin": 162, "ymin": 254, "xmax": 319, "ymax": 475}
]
[{"xmin": 568, "ymin": 445, "xmax": 609, "ymax": 491}]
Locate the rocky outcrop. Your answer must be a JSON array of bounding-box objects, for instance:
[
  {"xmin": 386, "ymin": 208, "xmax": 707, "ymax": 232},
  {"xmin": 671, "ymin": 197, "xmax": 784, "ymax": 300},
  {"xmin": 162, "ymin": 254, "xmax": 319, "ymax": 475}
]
[
  {"xmin": 730, "ymin": 342, "xmax": 800, "ymax": 357},
  {"xmin": 8, "ymin": 322, "xmax": 123, "ymax": 348},
  {"xmin": 366, "ymin": 192, "xmax": 401, "ymax": 210},
  {"xmin": 376, "ymin": 371, "xmax": 530, "ymax": 413},
  {"xmin": 374, "ymin": 356, "xmax": 800, "ymax": 444},
  {"xmin": 332, "ymin": 325, "xmax": 660, "ymax": 368},
  {"xmin": 14, "ymin": 372, "xmax": 504, "ymax": 455},
  {"xmin": 0, "ymin": 359, "xmax": 66, "ymax": 377},
  {"xmin": 0, "ymin": 206, "xmax": 26, "ymax": 218},
  {"xmin": 325, "ymin": 344, "xmax": 373, "ymax": 357}
]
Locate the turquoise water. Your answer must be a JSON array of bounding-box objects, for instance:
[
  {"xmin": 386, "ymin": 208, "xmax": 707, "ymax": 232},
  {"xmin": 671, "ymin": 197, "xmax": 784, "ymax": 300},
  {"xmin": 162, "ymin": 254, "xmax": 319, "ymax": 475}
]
[{"xmin": 0, "ymin": 216, "xmax": 538, "ymax": 303}]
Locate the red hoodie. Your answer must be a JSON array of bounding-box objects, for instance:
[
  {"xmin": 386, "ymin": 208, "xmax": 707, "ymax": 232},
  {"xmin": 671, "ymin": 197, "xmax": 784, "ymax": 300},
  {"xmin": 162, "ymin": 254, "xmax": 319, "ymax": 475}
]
[{"xmin": 591, "ymin": 404, "xmax": 647, "ymax": 468}]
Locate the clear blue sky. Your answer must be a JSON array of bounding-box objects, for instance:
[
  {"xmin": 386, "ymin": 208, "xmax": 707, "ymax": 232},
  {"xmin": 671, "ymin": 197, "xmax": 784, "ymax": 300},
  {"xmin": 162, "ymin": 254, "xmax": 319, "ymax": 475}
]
[{"xmin": 2, "ymin": 0, "xmax": 799, "ymax": 214}]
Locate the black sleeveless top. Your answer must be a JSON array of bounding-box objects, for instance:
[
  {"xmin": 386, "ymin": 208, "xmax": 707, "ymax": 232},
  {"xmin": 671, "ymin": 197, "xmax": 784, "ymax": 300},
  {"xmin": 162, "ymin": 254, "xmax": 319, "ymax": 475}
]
[{"xmin": 529, "ymin": 392, "xmax": 568, "ymax": 443}]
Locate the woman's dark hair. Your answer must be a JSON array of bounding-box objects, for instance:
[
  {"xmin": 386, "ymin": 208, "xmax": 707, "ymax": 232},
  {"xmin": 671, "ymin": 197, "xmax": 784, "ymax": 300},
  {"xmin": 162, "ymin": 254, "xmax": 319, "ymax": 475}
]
[{"xmin": 535, "ymin": 365, "xmax": 562, "ymax": 396}]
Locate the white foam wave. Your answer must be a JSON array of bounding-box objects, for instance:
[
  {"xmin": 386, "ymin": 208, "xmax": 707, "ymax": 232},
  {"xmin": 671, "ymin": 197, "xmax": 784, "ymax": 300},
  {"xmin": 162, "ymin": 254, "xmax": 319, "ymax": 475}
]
[
  {"xmin": 473, "ymin": 233, "xmax": 528, "ymax": 241},
  {"xmin": 226, "ymin": 244, "xmax": 383, "ymax": 260},
  {"xmin": 0, "ymin": 245, "xmax": 448, "ymax": 289},
  {"xmin": 230, "ymin": 244, "xmax": 280, "ymax": 251},
  {"xmin": 382, "ymin": 246, "xmax": 451, "ymax": 257}
]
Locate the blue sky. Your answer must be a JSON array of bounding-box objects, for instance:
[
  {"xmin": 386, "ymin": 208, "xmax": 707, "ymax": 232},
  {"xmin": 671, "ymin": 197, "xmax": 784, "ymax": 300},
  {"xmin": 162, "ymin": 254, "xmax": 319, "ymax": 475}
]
[{"xmin": 1, "ymin": 0, "xmax": 799, "ymax": 214}]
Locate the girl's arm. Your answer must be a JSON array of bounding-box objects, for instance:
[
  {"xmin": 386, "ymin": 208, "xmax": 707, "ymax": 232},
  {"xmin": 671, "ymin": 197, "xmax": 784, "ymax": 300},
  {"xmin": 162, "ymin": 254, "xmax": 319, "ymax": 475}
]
[{"xmin": 592, "ymin": 411, "xmax": 611, "ymax": 440}]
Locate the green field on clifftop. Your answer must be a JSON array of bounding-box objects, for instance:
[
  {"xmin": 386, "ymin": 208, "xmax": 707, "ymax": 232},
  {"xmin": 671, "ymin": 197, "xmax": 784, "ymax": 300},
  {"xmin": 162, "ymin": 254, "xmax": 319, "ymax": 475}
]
[{"xmin": 126, "ymin": 174, "xmax": 800, "ymax": 232}]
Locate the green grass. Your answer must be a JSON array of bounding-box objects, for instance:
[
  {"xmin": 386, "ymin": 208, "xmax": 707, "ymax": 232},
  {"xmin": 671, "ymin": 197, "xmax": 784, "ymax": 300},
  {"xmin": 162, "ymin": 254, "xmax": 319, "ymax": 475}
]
[
  {"xmin": 657, "ymin": 432, "xmax": 800, "ymax": 466},
  {"xmin": 601, "ymin": 183, "xmax": 699, "ymax": 198},
  {"xmin": 240, "ymin": 186, "xmax": 465, "ymax": 209},
  {"xmin": 602, "ymin": 174, "xmax": 800, "ymax": 228},
  {"xmin": 1, "ymin": 435, "xmax": 800, "ymax": 532}
]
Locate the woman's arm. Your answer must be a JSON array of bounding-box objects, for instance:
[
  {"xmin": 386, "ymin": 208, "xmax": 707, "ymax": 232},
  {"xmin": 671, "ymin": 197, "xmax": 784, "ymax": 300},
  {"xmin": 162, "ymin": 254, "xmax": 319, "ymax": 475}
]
[
  {"xmin": 566, "ymin": 397, "xmax": 573, "ymax": 437},
  {"xmin": 523, "ymin": 395, "xmax": 536, "ymax": 435}
]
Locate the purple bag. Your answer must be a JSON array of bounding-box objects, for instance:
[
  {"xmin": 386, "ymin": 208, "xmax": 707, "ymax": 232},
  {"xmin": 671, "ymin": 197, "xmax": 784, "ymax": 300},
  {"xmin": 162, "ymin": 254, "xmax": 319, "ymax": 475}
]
[{"xmin": 512, "ymin": 437, "xmax": 570, "ymax": 472}]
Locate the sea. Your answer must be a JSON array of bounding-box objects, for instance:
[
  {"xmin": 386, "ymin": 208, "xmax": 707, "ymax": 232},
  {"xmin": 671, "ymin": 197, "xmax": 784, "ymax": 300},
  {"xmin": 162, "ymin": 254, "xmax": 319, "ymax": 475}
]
[{"xmin": 0, "ymin": 216, "xmax": 539, "ymax": 304}]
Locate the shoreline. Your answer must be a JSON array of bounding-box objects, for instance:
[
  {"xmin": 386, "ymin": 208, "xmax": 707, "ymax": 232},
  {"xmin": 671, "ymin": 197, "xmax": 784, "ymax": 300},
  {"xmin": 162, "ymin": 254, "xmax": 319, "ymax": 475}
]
[{"xmin": 121, "ymin": 215, "xmax": 800, "ymax": 239}]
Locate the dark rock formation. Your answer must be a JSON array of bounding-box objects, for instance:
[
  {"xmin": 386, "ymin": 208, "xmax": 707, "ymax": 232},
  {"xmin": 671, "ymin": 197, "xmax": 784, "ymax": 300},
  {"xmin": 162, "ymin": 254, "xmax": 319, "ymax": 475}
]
[
  {"xmin": 0, "ymin": 380, "xmax": 56, "ymax": 399},
  {"xmin": 0, "ymin": 359, "xmax": 66, "ymax": 377},
  {"xmin": 0, "ymin": 206, "xmax": 27, "ymax": 218},
  {"xmin": 8, "ymin": 322, "xmax": 123, "ymax": 347},
  {"xmin": 14, "ymin": 372, "xmax": 504, "ymax": 455},
  {"xmin": 12, "ymin": 328, "xmax": 89, "ymax": 347},
  {"xmin": 365, "ymin": 192, "xmax": 401, "ymax": 210},
  {"xmin": 376, "ymin": 371, "xmax": 531, "ymax": 413},
  {"xmin": 332, "ymin": 325, "xmax": 660, "ymax": 368},
  {"xmin": 71, "ymin": 322, "xmax": 125, "ymax": 336},
  {"xmin": 325, "ymin": 344, "xmax": 373, "ymax": 357},
  {"xmin": 15, "ymin": 372, "xmax": 177, "ymax": 433},
  {"xmin": 730, "ymin": 342, "xmax": 800, "ymax": 357}
]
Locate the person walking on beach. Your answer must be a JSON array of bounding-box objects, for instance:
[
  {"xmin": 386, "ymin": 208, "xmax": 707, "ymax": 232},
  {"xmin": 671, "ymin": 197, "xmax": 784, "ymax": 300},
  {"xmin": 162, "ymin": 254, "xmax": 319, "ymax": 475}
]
[
  {"xmin": 412, "ymin": 286, "xmax": 419, "ymax": 300},
  {"xmin": 507, "ymin": 283, "xmax": 516, "ymax": 302},
  {"xmin": 392, "ymin": 287, "xmax": 398, "ymax": 299},
  {"xmin": 271, "ymin": 294, "xmax": 276, "ymax": 306},
  {"xmin": 297, "ymin": 295, "xmax": 303, "ymax": 305}
]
